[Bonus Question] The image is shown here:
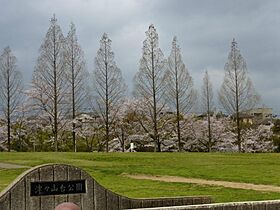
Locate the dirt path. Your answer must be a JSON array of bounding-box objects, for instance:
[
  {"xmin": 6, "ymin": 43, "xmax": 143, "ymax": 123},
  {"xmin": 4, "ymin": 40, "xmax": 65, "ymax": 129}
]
[
  {"xmin": 124, "ymin": 174, "xmax": 280, "ymax": 193},
  {"xmin": 0, "ymin": 162, "xmax": 29, "ymax": 169}
]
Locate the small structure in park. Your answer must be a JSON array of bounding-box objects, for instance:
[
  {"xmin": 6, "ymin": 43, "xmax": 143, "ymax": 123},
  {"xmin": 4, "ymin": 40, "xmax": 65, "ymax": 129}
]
[{"xmin": 0, "ymin": 164, "xmax": 211, "ymax": 210}]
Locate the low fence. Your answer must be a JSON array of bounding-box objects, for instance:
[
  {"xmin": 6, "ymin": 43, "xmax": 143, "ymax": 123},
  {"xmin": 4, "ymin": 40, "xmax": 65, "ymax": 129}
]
[{"xmin": 130, "ymin": 200, "xmax": 280, "ymax": 210}]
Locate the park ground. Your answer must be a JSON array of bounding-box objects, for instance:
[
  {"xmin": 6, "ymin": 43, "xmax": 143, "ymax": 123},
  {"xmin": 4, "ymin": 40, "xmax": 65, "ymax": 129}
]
[{"xmin": 0, "ymin": 152, "xmax": 280, "ymax": 203}]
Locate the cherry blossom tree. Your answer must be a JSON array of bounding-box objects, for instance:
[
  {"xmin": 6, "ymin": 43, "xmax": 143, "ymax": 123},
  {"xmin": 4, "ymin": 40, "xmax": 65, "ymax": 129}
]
[
  {"xmin": 174, "ymin": 115, "xmax": 237, "ymax": 152},
  {"xmin": 110, "ymin": 99, "xmax": 132, "ymax": 152},
  {"xmin": 72, "ymin": 114, "xmax": 99, "ymax": 152},
  {"xmin": 0, "ymin": 117, "xmax": 7, "ymax": 150},
  {"xmin": 193, "ymin": 116, "xmax": 235, "ymax": 152},
  {"xmin": 9, "ymin": 100, "xmax": 31, "ymax": 151},
  {"xmin": 131, "ymin": 98, "xmax": 174, "ymax": 152},
  {"xmin": 242, "ymin": 124, "xmax": 274, "ymax": 152}
]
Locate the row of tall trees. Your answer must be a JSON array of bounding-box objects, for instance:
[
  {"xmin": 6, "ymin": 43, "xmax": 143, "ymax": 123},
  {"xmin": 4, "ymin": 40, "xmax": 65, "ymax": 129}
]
[
  {"xmin": 27, "ymin": 15, "xmax": 127, "ymax": 152},
  {"xmin": 134, "ymin": 26, "xmax": 196, "ymax": 152},
  {"xmin": 134, "ymin": 25, "xmax": 259, "ymax": 152},
  {"xmin": 0, "ymin": 16, "xmax": 260, "ymax": 152}
]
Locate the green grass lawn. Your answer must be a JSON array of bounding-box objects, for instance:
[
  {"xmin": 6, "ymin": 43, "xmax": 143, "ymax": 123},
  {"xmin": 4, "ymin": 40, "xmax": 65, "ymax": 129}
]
[{"xmin": 0, "ymin": 152, "xmax": 280, "ymax": 203}]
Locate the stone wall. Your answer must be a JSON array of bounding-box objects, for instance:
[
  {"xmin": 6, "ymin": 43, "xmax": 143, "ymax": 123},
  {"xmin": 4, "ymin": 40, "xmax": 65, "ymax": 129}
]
[{"xmin": 0, "ymin": 164, "xmax": 212, "ymax": 210}]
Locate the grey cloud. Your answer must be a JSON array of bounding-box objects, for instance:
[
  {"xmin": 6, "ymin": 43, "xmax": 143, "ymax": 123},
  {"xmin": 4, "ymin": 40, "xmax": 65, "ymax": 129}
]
[{"xmin": 0, "ymin": 0, "xmax": 280, "ymax": 113}]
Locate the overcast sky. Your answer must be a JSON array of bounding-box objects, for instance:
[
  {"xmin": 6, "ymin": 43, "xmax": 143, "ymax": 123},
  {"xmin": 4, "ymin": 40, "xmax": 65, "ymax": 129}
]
[{"xmin": 1, "ymin": 0, "xmax": 280, "ymax": 113}]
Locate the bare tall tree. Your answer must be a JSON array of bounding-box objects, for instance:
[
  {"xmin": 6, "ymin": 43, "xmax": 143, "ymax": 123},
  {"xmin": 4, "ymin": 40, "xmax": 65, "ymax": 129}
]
[
  {"xmin": 165, "ymin": 37, "xmax": 196, "ymax": 151},
  {"xmin": 29, "ymin": 15, "xmax": 67, "ymax": 152},
  {"xmin": 201, "ymin": 70, "xmax": 214, "ymax": 152},
  {"xmin": 93, "ymin": 33, "xmax": 126, "ymax": 152},
  {"xmin": 0, "ymin": 47, "xmax": 23, "ymax": 152},
  {"xmin": 219, "ymin": 39, "xmax": 259, "ymax": 152},
  {"xmin": 64, "ymin": 22, "xmax": 88, "ymax": 152},
  {"xmin": 134, "ymin": 24, "xmax": 167, "ymax": 152}
]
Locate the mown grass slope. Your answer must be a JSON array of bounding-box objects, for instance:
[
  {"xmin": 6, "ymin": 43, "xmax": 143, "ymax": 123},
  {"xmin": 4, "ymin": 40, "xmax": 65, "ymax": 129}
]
[{"xmin": 0, "ymin": 152, "xmax": 279, "ymax": 202}]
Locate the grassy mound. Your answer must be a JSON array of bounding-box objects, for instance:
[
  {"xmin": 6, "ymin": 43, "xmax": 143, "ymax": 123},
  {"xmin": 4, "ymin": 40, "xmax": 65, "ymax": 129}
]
[{"xmin": 0, "ymin": 152, "xmax": 279, "ymax": 202}]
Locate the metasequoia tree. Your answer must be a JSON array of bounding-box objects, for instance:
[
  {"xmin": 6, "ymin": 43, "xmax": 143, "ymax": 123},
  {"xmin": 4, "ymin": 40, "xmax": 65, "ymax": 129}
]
[
  {"xmin": 0, "ymin": 47, "xmax": 23, "ymax": 152},
  {"xmin": 64, "ymin": 22, "xmax": 88, "ymax": 152},
  {"xmin": 93, "ymin": 33, "xmax": 126, "ymax": 152},
  {"xmin": 134, "ymin": 24, "xmax": 167, "ymax": 152},
  {"xmin": 30, "ymin": 15, "xmax": 67, "ymax": 152},
  {"xmin": 201, "ymin": 70, "xmax": 214, "ymax": 152},
  {"xmin": 219, "ymin": 39, "xmax": 259, "ymax": 152},
  {"xmin": 165, "ymin": 37, "xmax": 196, "ymax": 151}
]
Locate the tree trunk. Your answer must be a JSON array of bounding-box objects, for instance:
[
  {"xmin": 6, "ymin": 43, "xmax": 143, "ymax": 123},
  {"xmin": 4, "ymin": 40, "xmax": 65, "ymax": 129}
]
[
  {"xmin": 53, "ymin": 28, "xmax": 58, "ymax": 152},
  {"xmin": 234, "ymin": 59, "xmax": 241, "ymax": 152},
  {"xmin": 105, "ymin": 43, "xmax": 109, "ymax": 153},
  {"xmin": 7, "ymin": 64, "xmax": 11, "ymax": 152},
  {"xmin": 71, "ymin": 43, "xmax": 76, "ymax": 152},
  {"xmin": 206, "ymin": 78, "xmax": 212, "ymax": 152},
  {"xmin": 174, "ymin": 47, "xmax": 182, "ymax": 152},
  {"xmin": 151, "ymin": 42, "xmax": 160, "ymax": 152}
]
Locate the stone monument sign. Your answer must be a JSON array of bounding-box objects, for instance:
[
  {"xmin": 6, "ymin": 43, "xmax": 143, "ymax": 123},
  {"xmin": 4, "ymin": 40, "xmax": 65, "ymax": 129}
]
[{"xmin": 0, "ymin": 164, "xmax": 211, "ymax": 210}]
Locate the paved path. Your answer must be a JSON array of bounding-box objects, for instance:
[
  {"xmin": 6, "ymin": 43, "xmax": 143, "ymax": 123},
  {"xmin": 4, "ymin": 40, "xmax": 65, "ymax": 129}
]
[
  {"xmin": 0, "ymin": 162, "xmax": 29, "ymax": 169},
  {"xmin": 125, "ymin": 174, "xmax": 280, "ymax": 193}
]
